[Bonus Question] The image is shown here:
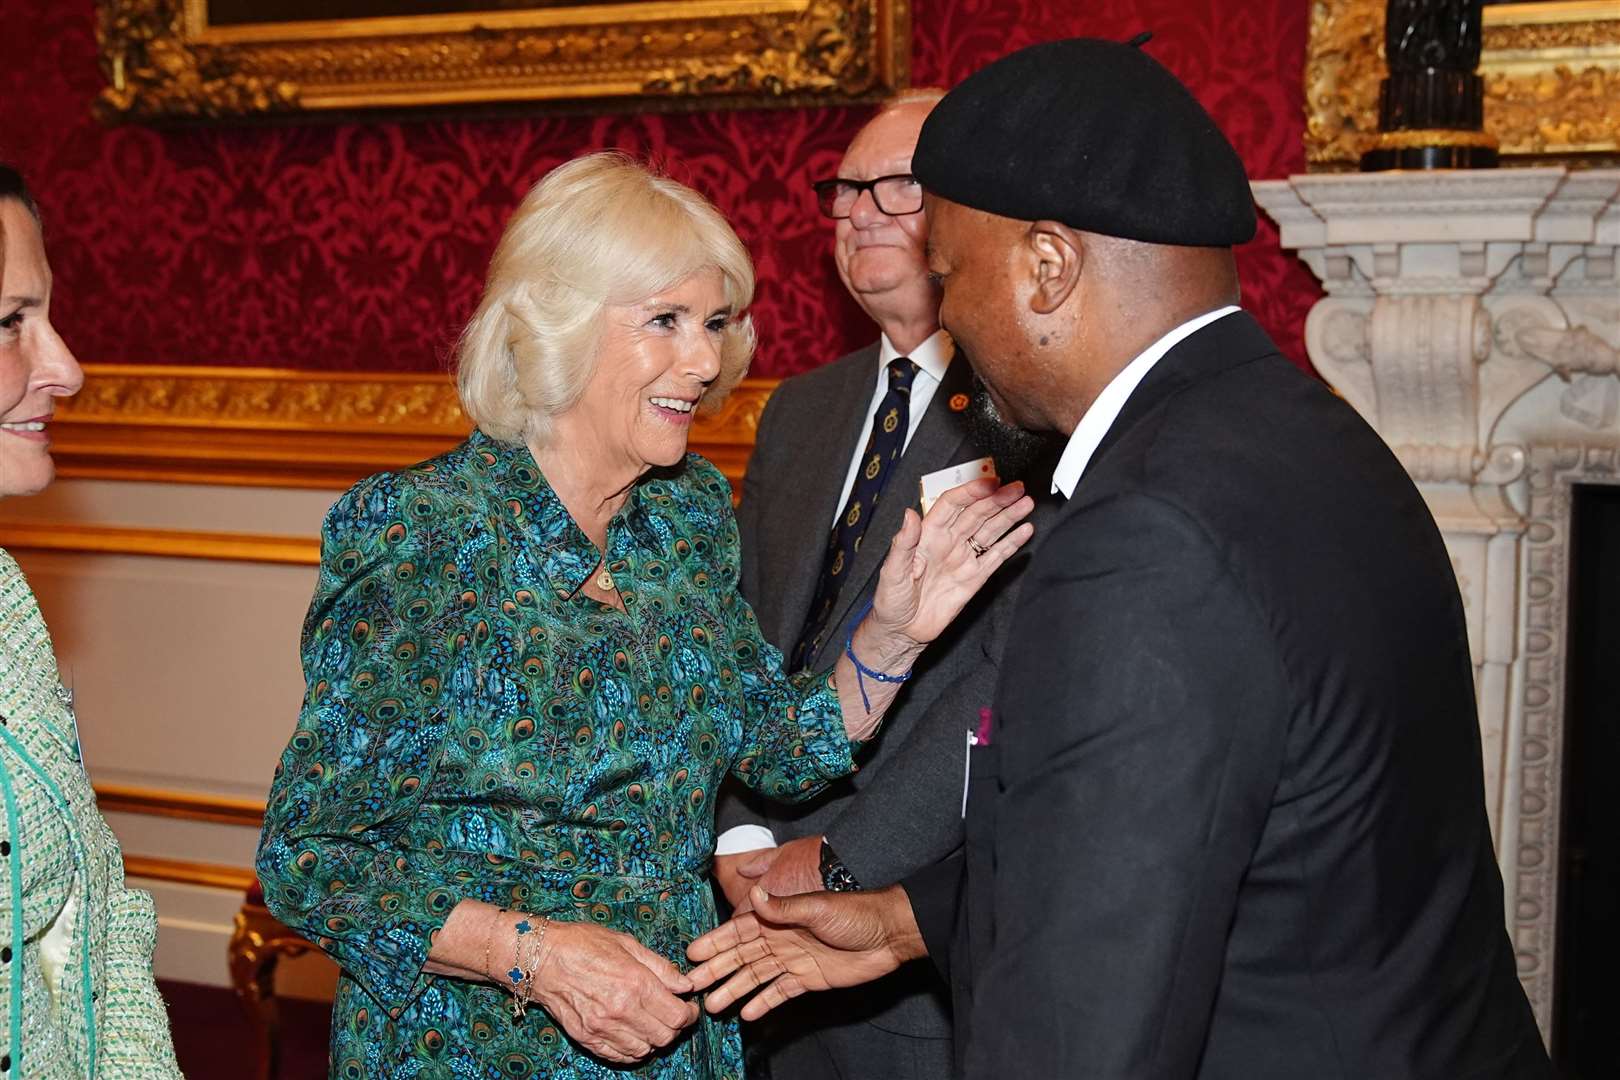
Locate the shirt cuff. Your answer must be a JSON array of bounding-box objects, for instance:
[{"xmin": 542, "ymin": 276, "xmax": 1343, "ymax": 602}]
[{"xmin": 715, "ymin": 825, "xmax": 779, "ymax": 856}]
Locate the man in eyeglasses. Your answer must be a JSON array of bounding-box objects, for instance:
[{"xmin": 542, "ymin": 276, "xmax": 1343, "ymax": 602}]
[{"xmin": 712, "ymin": 90, "xmax": 1054, "ymax": 1080}]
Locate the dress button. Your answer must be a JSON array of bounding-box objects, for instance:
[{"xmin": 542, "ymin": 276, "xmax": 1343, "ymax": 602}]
[
  {"xmin": 2, "ymin": 1052, "xmax": 10, "ymax": 1070},
  {"xmin": 0, "ymin": 841, "xmax": 9, "ymax": 856},
  {"xmin": 1, "ymin": 947, "xmax": 11, "ymax": 963}
]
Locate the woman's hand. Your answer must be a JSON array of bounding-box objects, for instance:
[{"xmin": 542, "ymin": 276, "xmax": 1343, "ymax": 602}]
[
  {"xmin": 869, "ymin": 478, "xmax": 1035, "ymax": 650},
  {"xmin": 426, "ymin": 900, "xmax": 700, "ymax": 1064},
  {"xmin": 528, "ymin": 920, "xmax": 702, "ymax": 1063},
  {"xmin": 830, "ymin": 479, "xmax": 1033, "ymax": 740}
]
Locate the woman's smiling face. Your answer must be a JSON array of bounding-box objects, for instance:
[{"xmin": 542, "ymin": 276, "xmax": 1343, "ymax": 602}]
[
  {"xmin": 560, "ymin": 266, "xmax": 732, "ymax": 478},
  {"xmin": 0, "ymin": 199, "xmax": 83, "ymax": 499}
]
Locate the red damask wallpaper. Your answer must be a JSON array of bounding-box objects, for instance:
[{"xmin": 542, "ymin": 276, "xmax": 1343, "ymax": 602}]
[{"xmin": 0, "ymin": 0, "xmax": 1320, "ymax": 377}]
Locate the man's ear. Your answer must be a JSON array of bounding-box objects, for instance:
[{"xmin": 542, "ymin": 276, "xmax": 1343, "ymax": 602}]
[{"xmin": 1026, "ymin": 221, "xmax": 1083, "ymax": 315}]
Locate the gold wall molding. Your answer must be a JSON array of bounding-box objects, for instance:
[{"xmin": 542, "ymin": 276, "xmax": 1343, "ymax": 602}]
[
  {"xmin": 66, "ymin": 364, "xmax": 467, "ymax": 428},
  {"xmin": 1306, "ymin": 0, "xmax": 1620, "ymax": 168},
  {"xmin": 0, "ymin": 522, "xmax": 320, "ymax": 565},
  {"xmin": 95, "ymin": 0, "xmax": 909, "ymax": 121},
  {"xmin": 124, "ymin": 853, "xmax": 258, "ymax": 892},
  {"xmin": 53, "ymin": 365, "xmax": 775, "ymax": 490},
  {"xmin": 95, "ymin": 782, "xmax": 267, "ymax": 828}
]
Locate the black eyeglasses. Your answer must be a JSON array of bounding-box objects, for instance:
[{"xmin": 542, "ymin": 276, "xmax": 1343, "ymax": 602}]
[{"xmin": 812, "ymin": 174, "xmax": 924, "ymax": 219}]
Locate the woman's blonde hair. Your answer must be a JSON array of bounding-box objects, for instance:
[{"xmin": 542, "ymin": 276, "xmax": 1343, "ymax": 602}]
[{"xmin": 455, "ymin": 152, "xmax": 757, "ymax": 446}]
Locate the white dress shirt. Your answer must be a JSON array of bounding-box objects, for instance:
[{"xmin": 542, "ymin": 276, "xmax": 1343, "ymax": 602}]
[
  {"xmin": 1051, "ymin": 306, "xmax": 1240, "ymax": 499},
  {"xmin": 715, "ymin": 330, "xmax": 954, "ymax": 858}
]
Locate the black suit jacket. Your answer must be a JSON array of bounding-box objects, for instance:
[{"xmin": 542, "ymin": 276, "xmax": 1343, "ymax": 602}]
[
  {"xmin": 906, "ymin": 313, "xmax": 1552, "ymax": 1079},
  {"xmin": 718, "ymin": 343, "xmax": 1051, "ymax": 1040}
]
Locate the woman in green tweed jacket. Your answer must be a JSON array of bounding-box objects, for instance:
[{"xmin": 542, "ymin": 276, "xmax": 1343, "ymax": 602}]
[
  {"xmin": 256, "ymin": 153, "xmax": 1032, "ymax": 1079},
  {"xmin": 0, "ymin": 166, "xmax": 185, "ymax": 1078}
]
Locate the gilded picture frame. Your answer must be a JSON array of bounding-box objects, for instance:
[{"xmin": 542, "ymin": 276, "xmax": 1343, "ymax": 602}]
[
  {"xmin": 1306, "ymin": 0, "xmax": 1620, "ymax": 168},
  {"xmin": 94, "ymin": 0, "xmax": 910, "ymax": 121}
]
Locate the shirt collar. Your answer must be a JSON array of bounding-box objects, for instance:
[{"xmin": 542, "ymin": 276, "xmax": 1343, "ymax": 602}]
[
  {"xmin": 1051, "ymin": 306, "xmax": 1241, "ymax": 499},
  {"xmin": 878, "ymin": 328, "xmax": 953, "ymax": 384},
  {"xmin": 468, "ymin": 429, "xmax": 664, "ymax": 597}
]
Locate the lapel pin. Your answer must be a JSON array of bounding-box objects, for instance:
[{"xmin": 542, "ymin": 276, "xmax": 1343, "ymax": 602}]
[{"xmin": 949, "ymin": 393, "xmax": 970, "ymax": 412}]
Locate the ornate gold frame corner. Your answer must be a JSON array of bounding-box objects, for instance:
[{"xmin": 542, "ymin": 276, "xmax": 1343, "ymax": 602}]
[
  {"xmin": 1306, "ymin": 0, "xmax": 1620, "ymax": 169},
  {"xmin": 95, "ymin": 0, "xmax": 911, "ymax": 121}
]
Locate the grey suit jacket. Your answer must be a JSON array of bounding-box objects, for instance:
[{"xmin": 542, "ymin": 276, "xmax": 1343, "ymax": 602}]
[{"xmin": 717, "ymin": 342, "xmax": 1043, "ymax": 1039}]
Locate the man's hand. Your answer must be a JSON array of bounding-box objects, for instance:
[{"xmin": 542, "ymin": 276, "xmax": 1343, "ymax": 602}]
[
  {"xmin": 715, "ymin": 836, "xmax": 821, "ymax": 912},
  {"xmin": 746, "ymin": 835, "xmax": 824, "ymax": 899},
  {"xmin": 685, "ymin": 884, "xmax": 927, "ymax": 1021},
  {"xmin": 713, "ymin": 850, "xmax": 771, "ymax": 913}
]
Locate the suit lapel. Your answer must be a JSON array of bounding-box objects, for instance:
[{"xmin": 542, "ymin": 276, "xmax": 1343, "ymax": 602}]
[
  {"xmin": 811, "ymin": 357, "xmax": 976, "ymax": 668},
  {"xmin": 1083, "ymin": 311, "xmax": 1279, "ymax": 486},
  {"xmin": 760, "ymin": 345, "xmax": 882, "ymax": 649}
]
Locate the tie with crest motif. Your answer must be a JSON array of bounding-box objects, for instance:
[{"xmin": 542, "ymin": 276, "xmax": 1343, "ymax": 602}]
[{"xmin": 791, "ymin": 358, "xmax": 920, "ymax": 669}]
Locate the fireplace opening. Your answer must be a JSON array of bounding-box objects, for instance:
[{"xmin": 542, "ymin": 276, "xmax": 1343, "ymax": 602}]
[{"xmin": 1554, "ymin": 482, "xmax": 1620, "ymax": 1076}]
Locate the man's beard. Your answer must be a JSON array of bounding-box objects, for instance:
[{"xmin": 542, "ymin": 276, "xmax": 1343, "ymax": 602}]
[{"xmin": 962, "ymin": 374, "xmax": 1064, "ymax": 483}]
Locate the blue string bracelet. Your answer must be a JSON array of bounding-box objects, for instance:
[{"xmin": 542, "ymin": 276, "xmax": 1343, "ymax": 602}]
[{"xmin": 843, "ymin": 599, "xmax": 913, "ymax": 713}]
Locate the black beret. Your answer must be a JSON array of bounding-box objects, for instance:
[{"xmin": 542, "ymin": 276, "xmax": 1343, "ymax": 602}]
[{"xmin": 914, "ymin": 38, "xmax": 1257, "ymax": 247}]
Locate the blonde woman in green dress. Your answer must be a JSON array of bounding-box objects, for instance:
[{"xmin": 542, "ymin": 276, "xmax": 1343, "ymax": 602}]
[
  {"xmin": 0, "ymin": 165, "xmax": 185, "ymax": 1078},
  {"xmin": 256, "ymin": 152, "xmax": 1034, "ymax": 1079}
]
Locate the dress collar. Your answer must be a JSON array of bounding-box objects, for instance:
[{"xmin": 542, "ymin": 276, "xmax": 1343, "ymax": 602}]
[{"xmin": 467, "ymin": 430, "xmax": 665, "ymax": 598}]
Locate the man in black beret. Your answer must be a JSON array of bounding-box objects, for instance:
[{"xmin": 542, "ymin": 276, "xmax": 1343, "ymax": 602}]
[{"xmin": 686, "ymin": 36, "xmax": 1553, "ymax": 1078}]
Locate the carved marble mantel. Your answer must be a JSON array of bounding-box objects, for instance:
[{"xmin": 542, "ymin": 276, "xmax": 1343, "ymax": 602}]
[{"xmin": 1253, "ymin": 167, "xmax": 1620, "ymax": 1038}]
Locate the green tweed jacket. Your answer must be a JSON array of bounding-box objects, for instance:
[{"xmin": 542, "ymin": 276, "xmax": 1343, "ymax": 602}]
[{"xmin": 0, "ymin": 548, "xmax": 184, "ymax": 1079}]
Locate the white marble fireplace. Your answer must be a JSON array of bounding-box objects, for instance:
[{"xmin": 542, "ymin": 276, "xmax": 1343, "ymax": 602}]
[{"xmin": 1253, "ymin": 168, "xmax": 1620, "ymax": 1039}]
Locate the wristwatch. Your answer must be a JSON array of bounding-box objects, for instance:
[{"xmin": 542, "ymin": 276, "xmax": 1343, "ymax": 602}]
[{"xmin": 819, "ymin": 838, "xmax": 863, "ymax": 892}]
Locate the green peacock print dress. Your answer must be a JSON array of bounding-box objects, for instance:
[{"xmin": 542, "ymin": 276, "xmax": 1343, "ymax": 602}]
[{"xmin": 256, "ymin": 431, "xmax": 855, "ymax": 1079}]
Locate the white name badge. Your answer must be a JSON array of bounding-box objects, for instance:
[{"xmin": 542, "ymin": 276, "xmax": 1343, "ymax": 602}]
[{"xmin": 920, "ymin": 457, "xmax": 998, "ymax": 516}]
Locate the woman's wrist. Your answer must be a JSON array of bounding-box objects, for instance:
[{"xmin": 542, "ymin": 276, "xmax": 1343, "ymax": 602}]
[
  {"xmin": 841, "ymin": 611, "xmax": 925, "ymax": 730},
  {"xmin": 850, "ymin": 617, "xmax": 924, "ymax": 676},
  {"xmin": 480, "ymin": 908, "xmax": 520, "ymax": 986},
  {"xmin": 527, "ymin": 917, "xmax": 566, "ymax": 993},
  {"xmin": 478, "ymin": 907, "xmax": 556, "ymax": 1016},
  {"xmin": 480, "ymin": 906, "xmax": 507, "ymax": 983}
]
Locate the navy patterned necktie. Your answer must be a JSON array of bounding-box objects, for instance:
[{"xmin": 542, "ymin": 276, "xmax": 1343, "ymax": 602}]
[{"xmin": 792, "ymin": 358, "xmax": 920, "ymax": 669}]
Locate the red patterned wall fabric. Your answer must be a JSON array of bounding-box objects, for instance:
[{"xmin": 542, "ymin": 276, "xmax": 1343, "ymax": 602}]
[{"xmin": 0, "ymin": 0, "xmax": 1321, "ymax": 377}]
